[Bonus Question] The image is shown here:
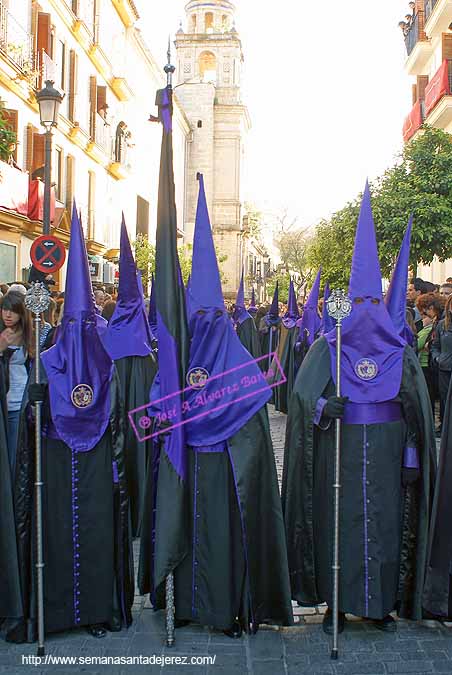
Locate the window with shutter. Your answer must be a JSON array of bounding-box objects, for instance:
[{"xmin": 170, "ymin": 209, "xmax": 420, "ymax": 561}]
[
  {"xmin": 136, "ymin": 196, "xmax": 150, "ymax": 237},
  {"xmin": 417, "ymin": 75, "xmax": 429, "ymax": 100},
  {"xmin": 37, "ymin": 12, "xmax": 51, "ymax": 59},
  {"xmin": 31, "ymin": 133, "xmax": 46, "ymax": 177},
  {"xmin": 96, "ymin": 85, "xmax": 107, "ymax": 118},
  {"xmin": 442, "ymin": 33, "xmax": 452, "ymax": 61},
  {"xmin": 54, "ymin": 147, "xmax": 63, "ymax": 202},
  {"xmin": 68, "ymin": 50, "xmax": 78, "ymax": 122},
  {"xmin": 66, "ymin": 155, "xmax": 75, "ymax": 210},
  {"xmin": 89, "ymin": 76, "xmax": 97, "ymax": 139},
  {"xmin": 412, "ymin": 83, "xmax": 418, "ymax": 106}
]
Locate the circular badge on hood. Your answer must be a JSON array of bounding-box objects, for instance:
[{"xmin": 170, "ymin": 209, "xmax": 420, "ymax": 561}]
[
  {"xmin": 354, "ymin": 358, "xmax": 378, "ymax": 381},
  {"xmin": 71, "ymin": 384, "xmax": 94, "ymax": 409},
  {"xmin": 187, "ymin": 367, "xmax": 209, "ymax": 390}
]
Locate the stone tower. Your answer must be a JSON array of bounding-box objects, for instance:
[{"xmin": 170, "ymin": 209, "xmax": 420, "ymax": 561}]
[{"xmin": 175, "ymin": 0, "xmax": 250, "ymax": 297}]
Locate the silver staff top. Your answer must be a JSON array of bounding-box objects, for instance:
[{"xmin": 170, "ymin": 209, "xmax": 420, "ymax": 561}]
[
  {"xmin": 327, "ymin": 289, "xmax": 352, "ymax": 323},
  {"xmin": 25, "ymin": 282, "xmax": 51, "ymax": 316}
]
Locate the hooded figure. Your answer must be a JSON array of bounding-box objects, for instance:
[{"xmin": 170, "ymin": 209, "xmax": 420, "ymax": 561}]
[
  {"xmin": 248, "ymin": 287, "xmax": 258, "ymax": 321},
  {"xmin": 385, "ymin": 217, "xmax": 415, "ymax": 348},
  {"xmin": 295, "ymin": 269, "xmax": 322, "ymax": 371},
  {"xmin": 143, "ymin": 174, "xmax": 293, "ymax": 635},
  {"xmin": 233, "ymin": 271, "xmax": 262, "ymax": 361},
  {"xmin": 8, "ymin": 205, "xmax": 134, "ymax": 643},
  {"xmin": 319, "ymin": 282, "xmax": 335, "ymax": 336},
  {"xmin": 273, "ymin": 280, "xmax": 300, "ymax": 414},
  {"xmin": 103, "ymin": 218, "xmax": 157, "ymax": 536},
  {"xmin": 282, "ymin": 183, "xmax": 435, "ymax": 635},
  {"xmin": 259, "ymin": 282, "xmax": 281, "ymax": 363}
]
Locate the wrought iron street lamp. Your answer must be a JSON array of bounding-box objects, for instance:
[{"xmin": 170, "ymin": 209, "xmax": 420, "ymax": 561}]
[{"xmin": 36, "ymin": 80, "xmax": 65, "ymax": 235}]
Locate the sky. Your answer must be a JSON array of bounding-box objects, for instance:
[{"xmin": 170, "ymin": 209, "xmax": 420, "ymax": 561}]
[{"xmin": 136, "ymin": 0, "xmax": 412, "ymax": 229}]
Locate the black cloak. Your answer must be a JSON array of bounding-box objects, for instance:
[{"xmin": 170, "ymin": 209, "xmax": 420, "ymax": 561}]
[
  {"xmin": 423, "ymin": 375, "xmax": 452, "ymax": 617},
  {"xmin": 236, "ymin": 317, "xmax": 262, "ymax": 362},
  {"xmin": 282, "ymin": 338, "xmax": 436, "ymax": 620},
  {"xmin": 114, "ymin": 354, "xmax": 157, "ymax": 537},
  {"xmin": 273, "ymin": 325, "xmax": 298, "ymax": 415},
  {"xmin": 7, "ymin": 365, "xmax": 134, "ymax": 642},
  {"xmin": 0, "ymin": 357, "xmax": 22, "ymax": 621},
  {"xmin": 139, "ymin": 407, "xmax": 294, "ymax": 631}
]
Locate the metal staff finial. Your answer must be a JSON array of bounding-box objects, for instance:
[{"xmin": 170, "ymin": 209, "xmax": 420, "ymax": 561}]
[
  {"xmin": 327, "ymin": 289, "xmax": 352, "ymax": 661},
  {"xmin": 164, "ymin": 35, "xmax": 176, "ymax": 87}
]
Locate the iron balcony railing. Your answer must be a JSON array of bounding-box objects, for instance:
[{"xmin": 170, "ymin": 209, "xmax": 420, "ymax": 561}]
[
  {"xmin": 0, "ymin": 1, "xmax": 35, "ymax": 78},
  {"xmin": 405, "ymin": 12, "xmax": 422, "ymax": 56},
  {"xmin": 425, "ymin": 0, "xmax": 438, "ymax": 22}
]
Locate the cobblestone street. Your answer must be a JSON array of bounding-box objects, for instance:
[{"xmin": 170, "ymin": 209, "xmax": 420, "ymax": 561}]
[{"xmin": 2, "ymin": 407, "xmax": 452, "ymax": 674}]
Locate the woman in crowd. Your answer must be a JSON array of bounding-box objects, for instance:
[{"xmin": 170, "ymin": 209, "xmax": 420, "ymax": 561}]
[
  {"xmin": 431, "ymin": 294, "xmax": 452, "ymax": 430},
  {"xmin": 0, "ymin": 291, "xmax": 34, "ymax": 478},
  {"xmin": 416, "ymin": 293, "xmax": 437, "ymax": 412}
]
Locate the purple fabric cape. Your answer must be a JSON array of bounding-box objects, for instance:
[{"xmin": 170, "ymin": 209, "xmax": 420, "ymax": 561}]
[
  {"xmin": 104, "ymin": 218, "xmax": 152, "ymax": 360},
  {"xmin": 325, "ymin": 182, "xmax": 405, "ymax": 404},
  {"xmin": 385, "ymin": 216, "xmax": 415, "ymax": 347},
  {"xmin": 41, "ymin": 204, "xmax": 113, "ymax": 452}
]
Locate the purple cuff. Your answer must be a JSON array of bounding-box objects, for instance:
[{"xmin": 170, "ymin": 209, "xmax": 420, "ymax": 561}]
[
  {"xmin": 403, "ymin": 446, "xmax": 419, "ymax": 470},
  {"xmin": 314, "ymin": 397, "xmax": 328, "ymax": 427},
  {"xmin": 112, "ymin": 460, "xmax": 119, "ymax": 484}
]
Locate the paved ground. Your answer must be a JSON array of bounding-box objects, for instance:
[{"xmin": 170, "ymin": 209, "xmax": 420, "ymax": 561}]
[{"xmin": 2, "ymin": 407, "xmax": 452, "ymax": 674}]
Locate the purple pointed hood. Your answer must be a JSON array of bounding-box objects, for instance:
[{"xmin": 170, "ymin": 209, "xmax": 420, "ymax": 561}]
[
  {"xmin": 41, "ymin": 203, "xmax": 114, "ymax": 452},
  {"xmin": 297, "ymin": 269, "xmax": 321, "ymax": 348},
  {"xmin": 233, "ymin": 270, "xmax": 252, "ymax": 325},
  {"xmin": 319, "ymin": 282, "xmax": 335, "ymax": 336},
  {"xmin": 385, "ymin": 216, "xmax": 415, "ymax": 346},
  {"xmin": 248, "ymin": 287, "xmax": 258, "ymax": 316},
  {"xmin": 185, "ymin": 174, "xmax": 271, "ymax": 446},
  {"xmin": 325, "ymin": 182, "xmax": 405, "ymax": 404},
  {"xmin": 104, "ymin": 217, "xmax": 152, "ymax": 360},
  {"xmin": 282, "ymin": 280, "xmax": 299, "ymax": 329},
  {"xmin": 263, "ymin": 281, "xmax": 281, "ymax": 329}
]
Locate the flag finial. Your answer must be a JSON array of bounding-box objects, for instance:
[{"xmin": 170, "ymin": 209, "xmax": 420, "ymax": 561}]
[{"xmin": 164, "ymin": 36, "xmax": 176, "ymax": 87}]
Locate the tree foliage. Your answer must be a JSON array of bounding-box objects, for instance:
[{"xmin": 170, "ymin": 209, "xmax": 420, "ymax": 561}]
[
  {"xmin": 0, "ymin": 101, "xmax": 17, "ymax": 162},
  {"xmin": 306, "ymin": 127, "xmax": 452, "ymax": 285},
  {"xmin": 266, "ymin": 271, "xmax": 290, "ymax": 304}
]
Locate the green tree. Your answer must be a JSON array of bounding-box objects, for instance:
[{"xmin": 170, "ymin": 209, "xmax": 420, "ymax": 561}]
[
  {"xmin": 0, "ymin": 101, "xmax": 17, "ymax": 162},
  {"xmin": 307, "ymin": 127, "xmax": 452, "ymax": 285},
  {"xmin": 266, "ymin": 271, "xmax": 290, "ymax": 304}
]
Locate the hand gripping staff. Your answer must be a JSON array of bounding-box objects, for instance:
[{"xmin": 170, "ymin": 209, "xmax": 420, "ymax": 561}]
[
  {"xmin": 326, "ymin": 290, "xmax": 352, "ymax": 660},
  {"xmin": 25, "ymin": 282, "xmax": 51, "ymax": 656}
]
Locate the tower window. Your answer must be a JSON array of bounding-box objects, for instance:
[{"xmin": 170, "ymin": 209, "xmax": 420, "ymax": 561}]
[
  {"xmin": 199, "ymin": 51, "xmax": 217, "ymax": 83},
  {"xmin": 191, "ymin": 14, "xmax": 197, "ymax": 32},
  {"xmin": 222, "ymin": 15, "xmax": 229, "ymax": 31},
  {"xmin": 205, "ymin": 12, "xmax": 214, "ymax": 33}
]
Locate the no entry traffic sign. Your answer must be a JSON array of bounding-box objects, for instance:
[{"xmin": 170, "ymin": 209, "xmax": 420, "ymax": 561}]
[{"xmin": 31, "ymin": 235, "xmax": 66, "ymax": 274}]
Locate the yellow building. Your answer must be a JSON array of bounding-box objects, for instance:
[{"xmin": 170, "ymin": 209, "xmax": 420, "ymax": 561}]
[
  {"xmin": 0, "ymin": 0, "xmax": 190, "ymax": 289},
  {"xmin": 401, "ymin": 0, "xmax": 452, "ymax": 283}
]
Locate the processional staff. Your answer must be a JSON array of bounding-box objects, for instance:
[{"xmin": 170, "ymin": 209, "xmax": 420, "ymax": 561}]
[
  {"xmin": 326, "ymin": 289, "xmax": 352, "ymax": 661},
  {"xmin": 25, "ymin": 281, "xmax": 51, "ymax": 656}
]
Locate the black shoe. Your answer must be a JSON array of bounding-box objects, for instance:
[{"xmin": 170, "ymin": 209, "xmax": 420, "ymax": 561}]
[
  {"xmin": 322, "ymin": 608, "xmax": 345, "ymax": 635},
  {"xmin": 87, "ymin": 624, "xmax": 107, "ymax": 638},
  {"xmin": 223, "ymin": 621, "xmax": 242, "ymax": 639},
  {"xmin": 175, "ymin": 619, "xmax": 190, "ymax": 629},
  {"xmin": 373, "ymin": 615, "xmax": 397, "ymax": 632}
]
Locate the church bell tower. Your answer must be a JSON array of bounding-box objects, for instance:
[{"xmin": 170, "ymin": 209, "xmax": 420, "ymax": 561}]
[{"xmin": 175, "ymin": 0, "xmax": 250, "ymax": 297}]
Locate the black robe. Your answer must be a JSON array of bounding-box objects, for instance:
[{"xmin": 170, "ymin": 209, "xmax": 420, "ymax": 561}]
[
  {"xmin": 423, "ymin": 375, "xmax": 452, "ymax": 617},
  {"xmin": 282, "ymin": 338, "xmax": 436, "ymax": 620},
  {"xmin": 7, "ymin": 366, "xmax": 134, "ymax": 642},
  {"xmin": 236, "ymin": 317, "xmax": 262, "ymax": 362},
  {"xmin": 139, "ymin": 407, "xmax": 293, "ymax": 631},
  {"xmin": 0, "ymin": 358, "xmax": 22, "ymax": 621},
  {"xmin": 273, "ymin": 325, "xmax": 298, "ymax": 415},
  {"xmin": 114, "ymin": 354, "xmax": 157, "ymax": 537}
]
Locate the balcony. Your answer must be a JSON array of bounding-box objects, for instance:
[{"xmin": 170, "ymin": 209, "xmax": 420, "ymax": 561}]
[
  {"xmin": 0, "ymin": 2, "xmax": 37, "ymax": 83},
  {"xmin": 424, "ymin": 0, "xmax": 452, "ymax": 36},
  {"xmin": 424, "ymin": 59, "xmax": 452, "ymax": 129},
  {"xmin": 403, "ymin": 100, "xmax": 424, "ymax": 142},
  {"xmin": 404, "ymin": 10, "xmax": 432, "ymax": 75}
]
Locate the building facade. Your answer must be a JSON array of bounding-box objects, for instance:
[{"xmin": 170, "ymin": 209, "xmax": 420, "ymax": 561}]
[
  {"xmin": 0, "ymin": 0, "xmax": 190, "ymax": 289},
  {"xmin": 401, "ymin": 0, "xmax": 452, "ymax": 283},
  {"xmin": 175, "ymin": 0, "xmax": 266, "ymax": 299}
]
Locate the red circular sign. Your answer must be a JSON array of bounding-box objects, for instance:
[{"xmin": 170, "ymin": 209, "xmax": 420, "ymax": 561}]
[{"xmin": 30, "ymin": 235, "xmax": 66, "ymax": 274}]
